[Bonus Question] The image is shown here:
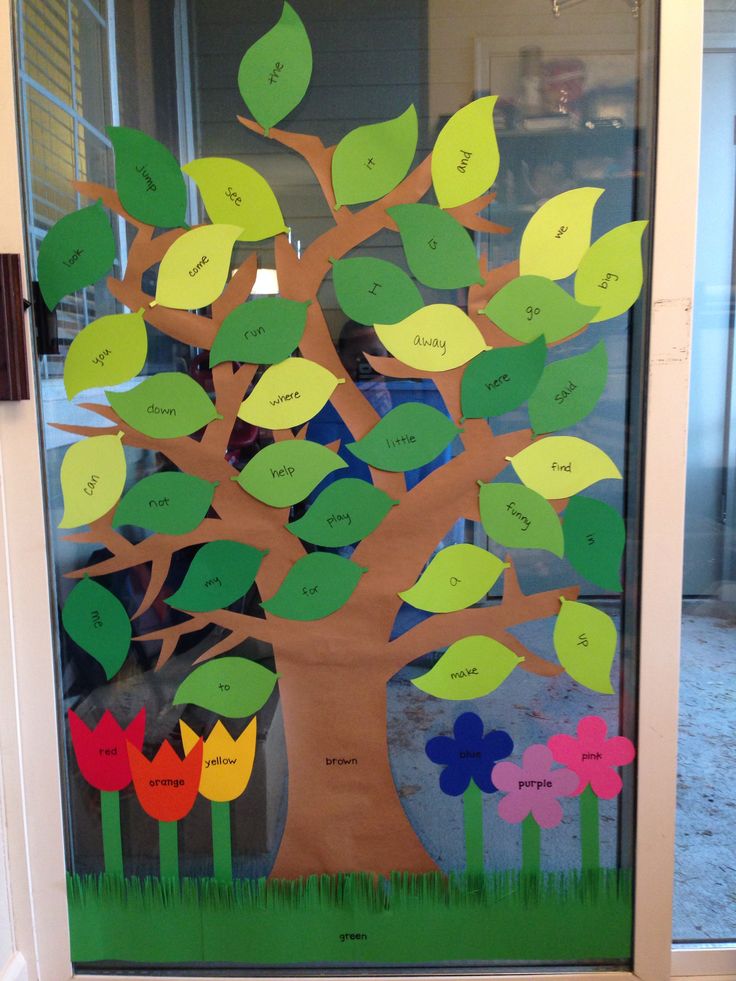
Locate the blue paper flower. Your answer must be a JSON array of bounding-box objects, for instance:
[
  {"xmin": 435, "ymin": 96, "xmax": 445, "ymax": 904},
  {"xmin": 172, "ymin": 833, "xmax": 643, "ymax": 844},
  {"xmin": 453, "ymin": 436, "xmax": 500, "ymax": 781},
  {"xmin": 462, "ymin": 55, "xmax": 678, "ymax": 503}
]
[{"xmin": 425, "ymin": 712, "xmax": 514, "ymax": 796}]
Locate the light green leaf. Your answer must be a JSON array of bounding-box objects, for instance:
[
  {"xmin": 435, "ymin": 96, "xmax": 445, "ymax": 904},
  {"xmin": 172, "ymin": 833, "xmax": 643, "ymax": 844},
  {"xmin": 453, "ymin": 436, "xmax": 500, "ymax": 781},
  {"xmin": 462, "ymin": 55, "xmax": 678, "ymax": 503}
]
[
  {"xmin": 332, "ymin": 106, "xmax": 418, "ymax": 208},
  {"xmin": 165, "ymin": 540, "xmax": 266, "ymax": 612},
  {"xmin": 331, "ymin": 256, "xmax": 423, "ymax": 326},
  {"xmin": 507, "ymin": 436, "xmax": 622, "ymax": 500},
  {"xmin": 481, "ymin": 275, "xmax": 599, "ymax": 344},
  {"xmin": 554, "ymin": 597, "xmax": 617, "ymax": 693},
  {"xmin": 574, "ymin": 220, "xmax": 648, "ymax": 322},
  {"xmin": 399, "ymin": 545, "xmax": 507, "ymax": 613},
  {"xmin": 563, "ymin": 495, "xmax": 624, "ymax": 591},
  {"xmin": 61, "ymin": 577, "xmax": 131, "ymax": 680},
  {"xmin": 64, "ymin": 309, "xmax": 148, "ymax": 400},
  {"xmin": 460, "ymin": 336, "xmax": 547, "ymax": 420},
  {"xmin": 38, "ymin": 201, "xmax": 116, "ymax": 311},
  {"xmin": 528, "ymin": 340, "xmax": 608, "ymax": 436},
  {"xmin": 154, "ymin": 224, "xmax": 242, "ymax": 310},
  {"xmin": 520, "ymin": 187, "xmax": 604, "ymax": 280},
  {"xmin": 286, "ymin": 478, "xmax": 396, "ymax": 547},
  {"xmin": 346, "ymin": 402, "xmax": 461, "ymax": 472},
  {"xmin": 107, "ymin": 372, "xmax": 221, "ymax": 438},
  {"xmin": 237, "ymin": 358, "xmax": 342, "ymax": 430},
  {"xmin": 210, "ymin": 298, "xmax": 309, "ymax": 367},
  {"xmin": 478, "ymin": 482, "xmax": 564, "ymax": 556},
  {"xmin": 113, "ymin": 472, "xmax": 217, "ymax": 535},
  {"xmin": 261, "ymin": 553, "xmax": 365, "ymax": 621},
  {"xmin": 174, "ymin": 657, "xmax": 279, "ymax": 718},
  {"xmin": 59, "ymin": 432, "xmax": 126, "ymax": 529},
  {"xmin": 431, "ymin": 96, "xmax": 499, "ymax": 209},
  {"xmin": 108, "ymin": 126, "xmax": 188, "ymax": 228},
  {"xmin": 233, "ymin": 440, "xmax": 348, "ymax": 507},
  {"xmin": 375, "ymin": 305, "xmax": 487, "ymax": 373},
  {"xmin": 412, "ymin": 636, "xmax": 523, "ymax": 700},
  {"xmin": 388, "ymin": 203, "xmax": 483, "ymax": 289}
]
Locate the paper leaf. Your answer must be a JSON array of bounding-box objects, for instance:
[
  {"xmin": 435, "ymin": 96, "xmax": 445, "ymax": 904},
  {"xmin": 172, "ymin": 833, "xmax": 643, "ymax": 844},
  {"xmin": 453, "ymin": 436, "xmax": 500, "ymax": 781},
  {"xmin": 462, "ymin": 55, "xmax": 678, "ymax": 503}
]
[
  {"xmin": 210, "ymin": 298, "xmax": 309, "ymax": 367},
  {"xmin": 478, "ymin": 482, "xmax": 564, "ymax": 556},
  {"xmin": 286, "ymin": 478, "xmax": 396, "ymax": 547},
  {"xmin": 388, "ymin": 204, "xmax": 483, "ymax": 289},
  {"xmin": 554, "ymin": 598, "xmax": 616, "ymax": 693},
  {"xmin": 332, "ymin": 105, "xmax": 418, "ymax": 208},
  {"xmin": 64, "ymin": 309, "xmax": 148, "ymax": 400},
  {"xmin": 460, "ymin": 336, "xmax": 546, "ymax": 419},
  {"xmin": 520, "ymin": 187, "xmax": 604, "ymax": 280},
  {"xmin": 563, "ymin": 495, "xmax": 624, "ymax": 591},
  {"xmin": 528, "ymin": 340, "xmax": 608, "ymax": 436},
  {"xmin": 481, "ymin": 275, "xmax": 599, "ymax": 344},
  {"xmin": 399, "ymin": 544, "xmax": 507, "ymax": 613},
  {"xmin": 507, "ymin": 436, "xmax": 622, "ymax": 500},
  {"xmin": 574, "ymin": 220, "xmax": 648, "ymax": 322},
  {"xmin": 237, "ymin": 2, "xmax": 312, "ymax": 133},
  {"xmin": 233, "ymin": 440, "xmax": 348, "ymax": 507},
  {"xmin": 261, "ymin": 553, "xmax": 365, "ymax": 621},
  {"xmin": 331, "ymin": 256, "xmax": 423, "ymax": 326},
  {"xmin": 431, "ymin": 96, "xmax": 500, "ymax": 209},
  {"xmin": 37, "ymin": 201, "xmax": 116, "ymax": 311},
  {"xmin": 61, "ymin": 577, "xmax": 131, "ymax": 680},
  {"xmin": 107, "ymin": 372, "xmax": 220, "ymax": 438},
  {"xmin": 108, "ymin": 125, "xmax": 188, "ymax": 228},
  {"xmin": 412, "ymin": 636, "xmax": 523, "ymax": 699},
  {"xmin": 154, "ymin": 224, "xmax": 242, "ymax": 309},
  {"xmin": 59, "ymin": 432, "xmax": 126, "ymax": 529},
  {"xmin": 182, "ymin": 157, "xmax": 288, "ymax": 241},
  {"xmin": 346, "ymin": 402, "xmax": 461, "ymax": 472},
  {"xmin": 174, "ymin": 657, "xmax": 279, "ymax": 718},
  {"xmin": 237, "ymin": 358, "xmax": 342, "ymax": 430},
  {"xmin": 112, "ymin": 471, "xmax": 217, "ymax": 535},
  {"xmin": 165, "ymin": 540, "xmax": 266, "ymax": 612},
  {"xmin": 375, "ymin": 304, "xmax": 487, "ymax": 372}
]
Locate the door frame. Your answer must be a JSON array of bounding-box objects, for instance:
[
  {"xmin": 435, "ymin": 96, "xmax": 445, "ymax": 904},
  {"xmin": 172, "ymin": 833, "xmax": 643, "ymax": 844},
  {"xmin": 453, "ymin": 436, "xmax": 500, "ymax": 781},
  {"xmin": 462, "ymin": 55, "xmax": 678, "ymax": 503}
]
[{"xmin": 0, "ymin": 1, "xmax": 706, "ymax": 979}]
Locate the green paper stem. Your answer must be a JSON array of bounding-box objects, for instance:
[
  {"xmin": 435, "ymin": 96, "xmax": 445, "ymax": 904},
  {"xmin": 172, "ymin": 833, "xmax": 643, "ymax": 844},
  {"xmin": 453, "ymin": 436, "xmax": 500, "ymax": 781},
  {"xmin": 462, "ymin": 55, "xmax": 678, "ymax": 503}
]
[
  {"xmin": 521, "ymin": 814, "xmax": 541, "ymax": 875},
  {"xmin": 463, "ymin": 781, "xmax": 484, "ymax": 874},
  {"xmin": 100, "ymin": 790, "xmax": 123, "ymax": 877},
  {"xmin": 211, "ymin": 800, "xmax": 233, "ymax": 882},
  {"xmin": 158, "ymin": 820, "xmax": 179, "ymax": 880},
  {"xmin": 580, "ymin": 785, "xmax": 600, "ymax": 871}
]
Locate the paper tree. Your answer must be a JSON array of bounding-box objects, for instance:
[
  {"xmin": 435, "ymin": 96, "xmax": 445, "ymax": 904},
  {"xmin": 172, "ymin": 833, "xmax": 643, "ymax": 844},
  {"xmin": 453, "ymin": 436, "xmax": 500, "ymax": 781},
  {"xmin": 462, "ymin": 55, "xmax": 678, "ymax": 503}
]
[{"xmin": 48, "ymin": 2, "xmax": 644, "ymax": 880}]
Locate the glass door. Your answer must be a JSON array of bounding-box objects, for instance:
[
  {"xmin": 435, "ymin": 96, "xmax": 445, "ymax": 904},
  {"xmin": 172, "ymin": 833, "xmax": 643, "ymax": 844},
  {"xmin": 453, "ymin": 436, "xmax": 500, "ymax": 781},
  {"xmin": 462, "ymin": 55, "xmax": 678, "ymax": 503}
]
[{"xmin": 7, "ymin": 0, "xmax": 674, "ymax": 974}]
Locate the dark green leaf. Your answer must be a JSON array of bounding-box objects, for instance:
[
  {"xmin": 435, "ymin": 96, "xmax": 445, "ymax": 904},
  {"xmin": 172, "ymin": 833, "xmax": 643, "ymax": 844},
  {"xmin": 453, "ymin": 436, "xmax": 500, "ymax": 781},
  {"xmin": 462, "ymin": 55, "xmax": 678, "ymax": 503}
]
[
  {"xmin": 563, "ymin": 495, "xmax": 624, "ymax": 590},
  {"xmin": 108, "ymin": 126, "xmax": 188, "ymax": 228},
  {"xmin": 528, "ymin": 340, "xmax": 608, "ymax": 435},
  {"xmin": 37, "ymin": 201, "xmax": 116, "ymax": 310},
  {"xmin": 460, "ymin": 336, "xmax": 547, "ymax": 419},
  {"xmin": 210, "ymin": 297, "xmax": 309, "ymax": 367},
  {"xmin": 61, "ymin": 577, "xmax": 131, "ymax": 680},
  {"xmin": 165, "ymin": 540, "xmax": 266, "ymax": 612},
  {"xmin": 346, "ymin": 402, "xmax": 461, "ymax": 472},
  {"xmin": 331, "ymin": 256, "xmax": 423, "ymax": 326},
  {"xmin": 173, "ymin": 657, "xmax": 279, "ymax": 718},
  {"xmin": 286, "ymin": 478, "xmax": 397, "ymax": 546},
  {"xmin": 387, "ymin": 204, "xmax": 483, "ymax": 289},
  {"xmin": 113, "ymin": 472, "xmax": 217, "ymax": 535},
  {"xmin": 261, "ymin": 553, "xmax": 365, "ymax": 620}
]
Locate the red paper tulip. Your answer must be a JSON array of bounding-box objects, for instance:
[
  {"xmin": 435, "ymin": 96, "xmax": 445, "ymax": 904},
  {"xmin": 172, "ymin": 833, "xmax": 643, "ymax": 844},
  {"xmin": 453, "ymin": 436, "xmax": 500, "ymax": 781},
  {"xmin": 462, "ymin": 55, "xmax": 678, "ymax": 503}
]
[
  {"xmin": 68, "ymin": 708, "xmax": 146, "ymax": 792},
  {"xmin": 127, "ymin": 738, "xmax": 203, "ymax": 822}
]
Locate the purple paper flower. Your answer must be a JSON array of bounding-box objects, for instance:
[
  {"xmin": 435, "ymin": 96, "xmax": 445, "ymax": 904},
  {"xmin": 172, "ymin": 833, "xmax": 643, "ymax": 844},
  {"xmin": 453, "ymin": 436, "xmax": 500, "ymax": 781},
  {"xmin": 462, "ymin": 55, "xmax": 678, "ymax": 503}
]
[
  {"xmin": 491, "ymin": 744, "xmax": 578, "ymax": 829},
  {"xmin": 425, "ymin": 712, "xmax": 513, "ymax": 796}
]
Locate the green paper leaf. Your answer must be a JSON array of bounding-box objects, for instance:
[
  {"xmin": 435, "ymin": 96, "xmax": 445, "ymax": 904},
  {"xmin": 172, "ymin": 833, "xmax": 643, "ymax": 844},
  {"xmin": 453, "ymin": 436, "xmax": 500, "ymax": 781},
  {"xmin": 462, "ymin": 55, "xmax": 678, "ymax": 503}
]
[
  {"xmin": 165, "ymin": 540, "xmax": 266, "ymax": 612},
  {"xmin": 64, "ymin": 309, "xmax": 148, "ymax": 400},
  {"xmin": 399, "ymin": 544, "xmax": 507, "ymax": 613},
  {"xmin": 173, "ymin": 656, "xmax": 279, "ymax": 718},
  {"xmin": 375, "ymin": 305, "xmax": 487, "ymax": 372},
  {"xmin": 237, "ymin": 2, "xmax": 312, "ymax": 133},
  {"xmin": 37, "ymin": 201, "xmax": 116, "ymax": 310},
  {"xmin": 261, "ymin": 553, "xmax": 364, "ymax": 621},
  {"xmin": 59, "ymin": 432, "xmax": 127, "ymax": 529},
  {"xmin": 237, "ymin": 358, "xmax": 342, "ymax": 430},
  {"xmin": 574, "ymin": 220, "xmax": 649, "ymax": 322},
  {"xmin": 107, "ymin": 372, "xmax": 220, "ymax": 438},
  {"xmin": 388, "ymin": 204, "xmax": 482, "ymax": 289},
  {"xmin": 563, "ymin": 495, "xmax": 624, "ymax": 591},
  {"xmin": 113, "ymin": 472, "xmax": 217, "ymax": 535},
  {"xmin": 346, "ymin": 402, "xmax": 461, "ymax": 472},
  {"xmin": 332, "ymin": 105, "xmax": 418, "ymax": 208},
  {"xmin": 233, "ymin": 439, "xmax": 348, "ymax": 507},
  {"xmin": 108, "ymin": 125, "xmax": 188, "ymax": 229},
  {"xmin": 507, "ymin": 436, "xmax": 622, "ymax": 500},
  {"xmin": 412, "ymin": 635, "xmax": 523, "ymax": 699},
  {"xmin": 62, "ymin": 577, "xmax": 131, "ymax": 680},
  {"xmin": 182, "ymin": 157, "xmax": 288, "ymax": 241},
  {"xmin": 431, "ymin": 96, "xmax": 500, "ymax": 209},
  {"xmin": 154, "ymin": 224, "xmax": 242, "ymax": 310},
  {"xmin": 554, "ymin": 598, "xmax": 616, "ymax": 694},
  {"xmin": 331, "ymin": 256, "xmax": 423, "ymax": 326},
  {"xmin": 481, "ymin": 275, "xmax": 599, "ymax": 344},
  {"xmin": 286, "ymin": 477, "xmax": 396, "ymax": 546},
  {"xmin": 210, "ymin": 298, "xmax": 309, "ymax": 367},
  {"xmin": 478, "ymin": 482, "xmax": 564, "ymax": 556},
  {"xmin": 520, "ymin": 187, "xmax": 604, "ymax": 280},
  {"xmin": 528, "ymin": 340, "xmax": 608, "ymax": 436},
  {"xmin": 460, "ymin": 336, "xmax": 547, "ymax": 420}
]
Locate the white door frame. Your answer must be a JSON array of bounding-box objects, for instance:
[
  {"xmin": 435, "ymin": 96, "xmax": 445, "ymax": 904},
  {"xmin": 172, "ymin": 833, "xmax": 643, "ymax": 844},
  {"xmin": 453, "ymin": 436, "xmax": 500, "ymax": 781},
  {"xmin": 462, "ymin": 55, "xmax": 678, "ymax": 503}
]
[{"xmin": 0, "ymin": 1, "xmax": 708, "ymax": 979}]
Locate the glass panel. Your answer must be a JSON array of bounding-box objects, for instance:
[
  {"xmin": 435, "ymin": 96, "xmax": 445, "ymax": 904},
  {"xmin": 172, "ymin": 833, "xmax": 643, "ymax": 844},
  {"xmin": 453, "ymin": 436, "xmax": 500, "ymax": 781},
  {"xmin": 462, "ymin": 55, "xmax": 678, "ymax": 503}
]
[
  {"xmin": 674, "ymin": 0, "xmax": 736, "ymax": 947},
  {"xmin": 17, "ymin": 0, "xmax": 656, "ymax": 972}
]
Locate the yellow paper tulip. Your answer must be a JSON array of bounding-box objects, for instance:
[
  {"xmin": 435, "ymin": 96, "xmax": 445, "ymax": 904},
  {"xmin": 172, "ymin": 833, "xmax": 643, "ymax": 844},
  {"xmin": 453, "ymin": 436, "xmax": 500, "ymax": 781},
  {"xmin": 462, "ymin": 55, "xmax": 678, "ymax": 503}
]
[{"xmin": 180, "ymin": 718, "xmax": 257, "ymax": 803}]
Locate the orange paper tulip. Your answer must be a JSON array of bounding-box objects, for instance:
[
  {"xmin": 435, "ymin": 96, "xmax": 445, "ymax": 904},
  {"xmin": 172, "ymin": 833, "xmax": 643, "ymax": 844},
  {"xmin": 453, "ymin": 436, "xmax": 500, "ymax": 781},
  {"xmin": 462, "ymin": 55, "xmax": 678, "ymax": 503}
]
[{"xmin": 127, "ymin": 737, "xmax": 203, "ymax": 822}]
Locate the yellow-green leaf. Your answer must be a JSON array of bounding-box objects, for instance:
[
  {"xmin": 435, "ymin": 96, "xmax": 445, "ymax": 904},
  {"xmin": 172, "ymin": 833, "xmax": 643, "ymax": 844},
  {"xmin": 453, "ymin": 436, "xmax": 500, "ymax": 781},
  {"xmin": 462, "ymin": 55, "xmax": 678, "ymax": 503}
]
[
  {"xmin": 507, "ymin": 436, "xmax": 621, "ymax": 499},
  {"xmin": 431, "ymin": 96, "xmax": 499, "ymax": 209},
  {"xmin": 64, "ymin": 309, "xmax": 148, "ymax": 399},
  {"xmin": 237, "ymin": 358, "xmax": 343, "ymax": 430},
  {"xmin": 574, "ymin": 220, "xmax": 648, "ymax": 322},
  {"xmin": 375, "ymin": 304, "xmax": 487, "ymax": 372},
  {"xmin": 332, "ymin": 105, "xmax": 418, "ymax": 208},
  {"xmin": 182, "ymin": 157, "xmax": 288, "ymax": 241},
  {"xmin": 59, "ymin": 432, "xmax": 126, "ymax": 529},
  {"xmin": 154, "ymin": 224, "xmax": 242, "ymax": 310},
  {"xmin": 520, "ymin": 187, "xmax": 604, "ymax": 280},
  {"xmin": 554, "ymin": 597, "xmax": 616, "ymax": 694},
  {"xmin": 399, "ymin": 545, "xmax": 507, "ymax": 613},
  {"xmin": 412, "ymin": 635, "xmax": 523, "ymax": 700}
]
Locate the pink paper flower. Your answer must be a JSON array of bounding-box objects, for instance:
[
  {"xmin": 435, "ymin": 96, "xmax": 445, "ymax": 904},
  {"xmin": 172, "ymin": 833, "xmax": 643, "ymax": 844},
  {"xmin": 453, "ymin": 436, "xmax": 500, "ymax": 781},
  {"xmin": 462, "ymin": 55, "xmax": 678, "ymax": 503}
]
[
  {"xmin": 548, "ymin": 715, "xmax": 635, "ymax": 800},
  {"xmin": 491, "ymin": 744, "xmax": 578, "ymax": 829}
]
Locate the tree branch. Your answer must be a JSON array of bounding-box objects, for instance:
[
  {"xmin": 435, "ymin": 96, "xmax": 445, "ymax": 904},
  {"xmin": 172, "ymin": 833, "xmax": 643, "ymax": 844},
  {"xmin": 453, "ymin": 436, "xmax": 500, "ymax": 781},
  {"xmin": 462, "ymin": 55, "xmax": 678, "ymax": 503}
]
[{"xmin": 135, "ymin": 609, "xmax": 274, "ymax": 671}]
